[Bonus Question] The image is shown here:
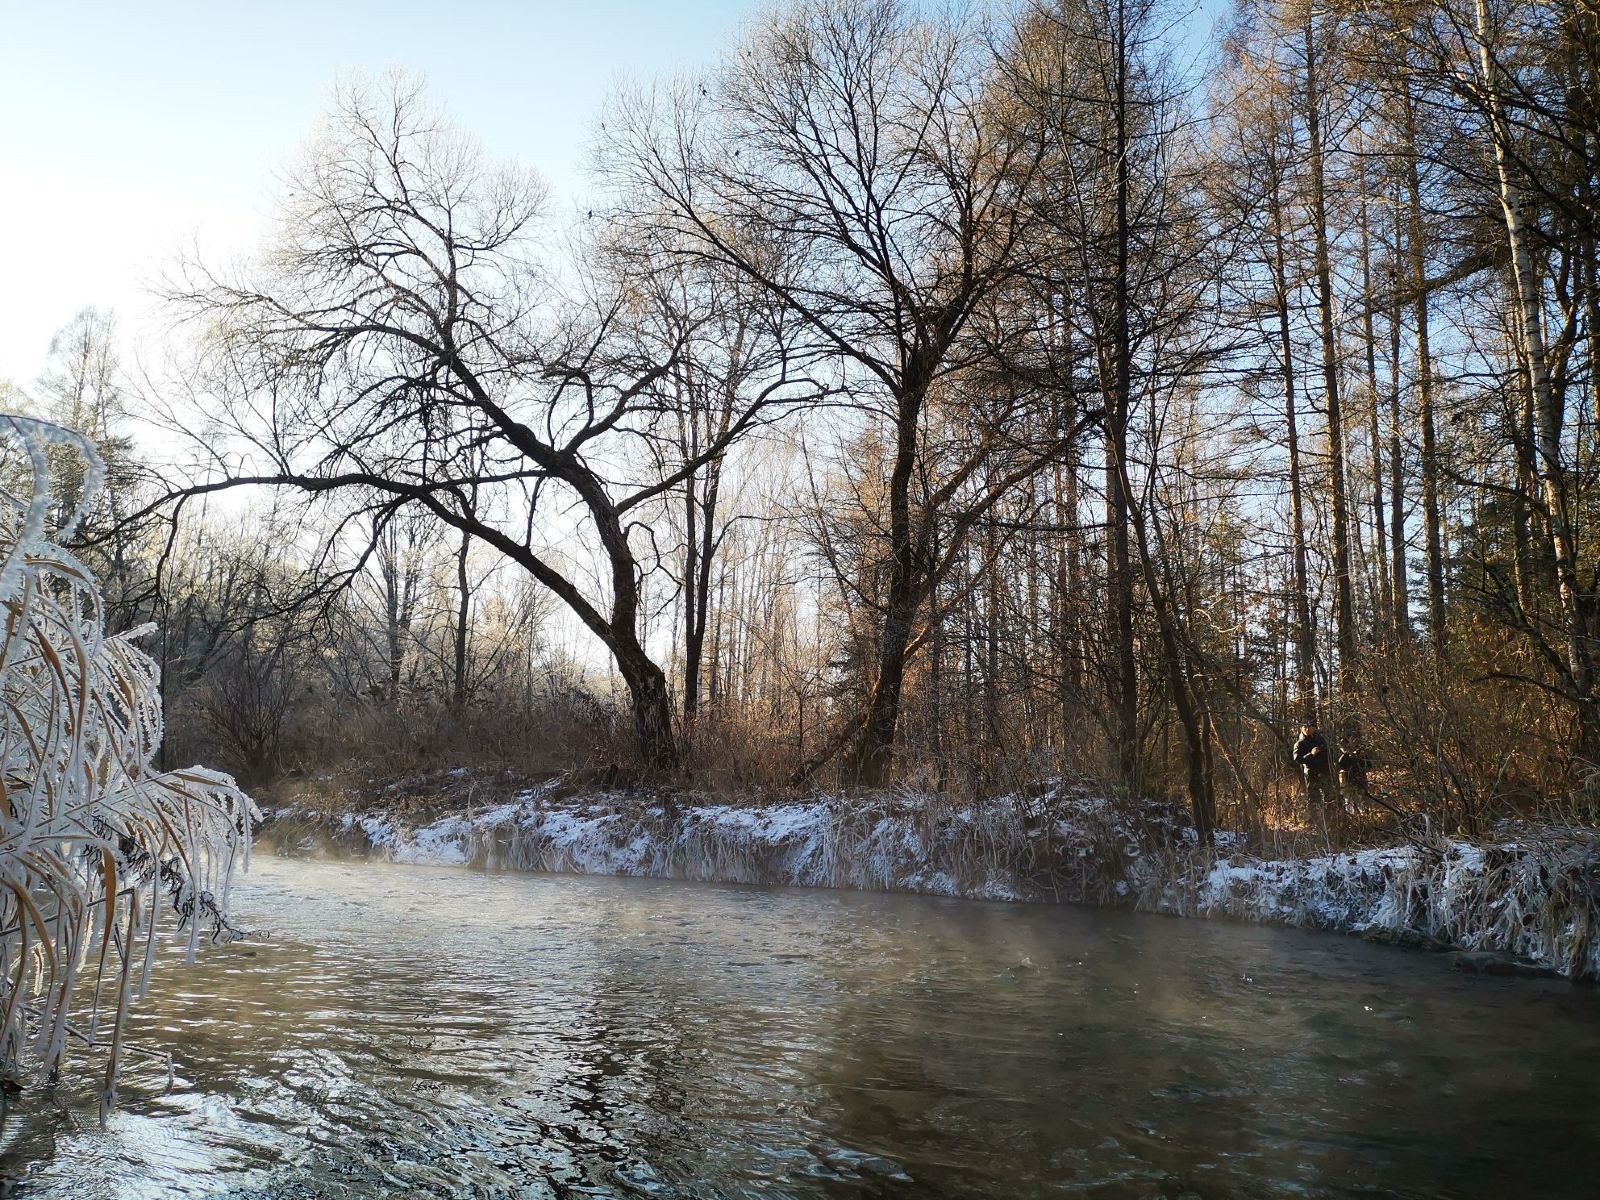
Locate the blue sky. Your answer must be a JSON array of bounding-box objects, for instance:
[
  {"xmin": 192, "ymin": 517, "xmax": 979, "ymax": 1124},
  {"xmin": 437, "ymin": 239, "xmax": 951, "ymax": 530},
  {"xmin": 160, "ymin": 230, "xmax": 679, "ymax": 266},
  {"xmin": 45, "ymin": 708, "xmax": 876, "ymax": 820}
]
[
  {"xmin": 0, "ymin": 0, "xmax": 753, "ymax": 383},
  {"xmin": 0, "ymin": 0, "xmax": 1223, "ymax": 386}
]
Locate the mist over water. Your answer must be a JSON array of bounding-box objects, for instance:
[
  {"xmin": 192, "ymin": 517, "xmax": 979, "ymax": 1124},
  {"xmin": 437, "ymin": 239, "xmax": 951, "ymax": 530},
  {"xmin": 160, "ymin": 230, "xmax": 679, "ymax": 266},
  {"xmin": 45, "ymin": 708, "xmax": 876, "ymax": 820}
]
[{"xmin": 3, "ymin": 856, "xmax": 1596, "ymax": 1198}]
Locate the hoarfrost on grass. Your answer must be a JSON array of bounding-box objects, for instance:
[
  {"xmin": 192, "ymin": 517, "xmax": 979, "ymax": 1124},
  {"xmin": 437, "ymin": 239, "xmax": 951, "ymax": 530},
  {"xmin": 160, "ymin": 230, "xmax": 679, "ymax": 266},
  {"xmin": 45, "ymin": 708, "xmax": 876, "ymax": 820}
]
[
  {"xmin": 321, "ymin": 773, "xmax": 1600, "ymax": 981},
  {"xmin": 0, "ymin": 416, "xmax": 256, "ymax": 1109}
]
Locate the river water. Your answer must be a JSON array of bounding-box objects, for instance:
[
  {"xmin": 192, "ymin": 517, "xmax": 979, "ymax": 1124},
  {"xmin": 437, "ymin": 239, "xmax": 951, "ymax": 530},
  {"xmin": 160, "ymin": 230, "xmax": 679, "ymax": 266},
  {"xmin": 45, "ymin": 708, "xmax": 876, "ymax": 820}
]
[{"xmin": 2, "ymin": 855, "xmax": 1597, "ymax": 1198}]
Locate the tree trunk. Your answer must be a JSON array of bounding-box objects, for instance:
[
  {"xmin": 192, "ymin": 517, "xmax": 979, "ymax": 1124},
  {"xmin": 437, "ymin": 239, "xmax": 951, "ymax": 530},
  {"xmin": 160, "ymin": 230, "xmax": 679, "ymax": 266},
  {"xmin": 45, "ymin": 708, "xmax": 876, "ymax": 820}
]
[
  {"xmin": 1304, "ymin": 15, "xmax": 1357, "ymax": 689},
  {"xmin": 682, "ymin": 464, "xmax": 701, "ymax": 722},
  {"xmin": 1105, "ymin": 403, "xmax": 1139, "ymax": 787},
  {"xmin": 1107, "ymin": 0, "xmax": 1140, "ymax": 789},
  {"xmin": 1357, "ymin": 147, "xmax": 1391, "ymax": 621},
  {"xmin": 1387, "ymin": 188, "xmax": 1411, "ymax": 637},
  {"xmin": 1510, "ymin": 296, "xmax": 1540, "ymax": 614},
  {"xmin": 384, "ymin": 559, "xmax": 404, "ymax": 704},
  {"xmin": 843, "ymin": 368, "xmax": 931, "ymax": 788},
  {"xmin": 1270, "ymin": 184, "xmax": 1318, "ymax": 722},
  {"xmin": 1400, "ymin": 76, "xmax": 1447, "ymax": 651},
  {"xmin": 452, "ymin": 525, "xmax": 471, "ymax": 708},
  {"xmin": 844, "ymin": 573, "xmax": 921, "ymax": 788},
  {"xmin": 617, "ymin": 644, "xmax": 679, "ymax": 773}
]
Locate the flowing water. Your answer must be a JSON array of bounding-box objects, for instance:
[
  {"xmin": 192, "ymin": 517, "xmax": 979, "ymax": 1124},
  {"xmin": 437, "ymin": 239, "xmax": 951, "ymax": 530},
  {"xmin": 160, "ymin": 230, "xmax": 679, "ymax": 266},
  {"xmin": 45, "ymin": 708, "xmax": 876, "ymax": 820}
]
[{"xmin": 2, "ymin": 855, "xmax": 1597, "ymax": 1199}]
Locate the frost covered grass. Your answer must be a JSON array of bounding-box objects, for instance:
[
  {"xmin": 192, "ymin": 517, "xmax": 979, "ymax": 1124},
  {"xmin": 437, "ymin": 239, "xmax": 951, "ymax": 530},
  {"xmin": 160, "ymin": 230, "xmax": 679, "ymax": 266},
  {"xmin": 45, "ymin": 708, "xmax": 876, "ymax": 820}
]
[
  {"xmin": 279, "ymin": 779, "xmax": 1190, "ymax": 905},
  {"xmin": 1168, "ymin": 828, "xmax": 1600, "ymax": 979},
  {"xmin": 0, "ymin": 417, "xmax": 255, "ymax": 1113},
  {"xmin": 279, "ymin": 771, "xmax": 1600, "ymax": 982}
]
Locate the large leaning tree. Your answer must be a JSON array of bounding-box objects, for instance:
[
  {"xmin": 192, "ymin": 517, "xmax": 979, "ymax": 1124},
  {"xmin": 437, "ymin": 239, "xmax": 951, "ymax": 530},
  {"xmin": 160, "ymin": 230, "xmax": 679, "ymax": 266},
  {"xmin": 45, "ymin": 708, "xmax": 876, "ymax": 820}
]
[
  {"xmin": 602, "ymin": 0, "xmax": 1061, "ymax": 786},
  {"xmin": 156, "ymin": 79, "xmax": 819, "ymax": 770}
]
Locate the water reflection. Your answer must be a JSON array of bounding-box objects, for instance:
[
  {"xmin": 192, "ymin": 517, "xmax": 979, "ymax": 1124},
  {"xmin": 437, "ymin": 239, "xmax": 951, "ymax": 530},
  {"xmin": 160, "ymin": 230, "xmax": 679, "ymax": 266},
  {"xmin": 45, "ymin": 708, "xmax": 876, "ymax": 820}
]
[{"xmin": 2, "ymin": 857, "xmax": 1597, "ymax": 1198}]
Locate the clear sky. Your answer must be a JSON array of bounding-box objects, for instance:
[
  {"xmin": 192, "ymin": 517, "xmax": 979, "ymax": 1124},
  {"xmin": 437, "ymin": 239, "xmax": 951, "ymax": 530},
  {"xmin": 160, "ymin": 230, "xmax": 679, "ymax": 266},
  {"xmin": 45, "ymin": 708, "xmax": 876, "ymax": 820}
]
[
  {"xmin": 0, "ymin": 0, "xmax": 1224, "ymax": 388},
  {"xmin": 0, "ymin": 0, "xmax": 755, "ymax": 384}
]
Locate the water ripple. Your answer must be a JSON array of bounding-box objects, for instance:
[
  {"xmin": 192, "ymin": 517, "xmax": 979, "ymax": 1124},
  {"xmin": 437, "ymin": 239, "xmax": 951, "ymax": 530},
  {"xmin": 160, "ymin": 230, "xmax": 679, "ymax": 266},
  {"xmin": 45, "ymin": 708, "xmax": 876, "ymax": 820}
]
[{"xmin": 2, "ymin": 857, "xmax": 1597, "ymax": 1198}]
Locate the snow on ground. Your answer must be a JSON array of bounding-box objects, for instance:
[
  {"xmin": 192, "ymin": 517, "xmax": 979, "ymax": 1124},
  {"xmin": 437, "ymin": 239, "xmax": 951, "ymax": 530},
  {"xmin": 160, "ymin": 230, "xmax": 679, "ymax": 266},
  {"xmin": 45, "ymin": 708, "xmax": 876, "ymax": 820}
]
[
  {"xmin": 282, "ymin": 781, "xmax": 1600, "ymax": 981},
  {"xmin": 1171, "ymin": 833, "xmax": 1600, "ymax": 978}
]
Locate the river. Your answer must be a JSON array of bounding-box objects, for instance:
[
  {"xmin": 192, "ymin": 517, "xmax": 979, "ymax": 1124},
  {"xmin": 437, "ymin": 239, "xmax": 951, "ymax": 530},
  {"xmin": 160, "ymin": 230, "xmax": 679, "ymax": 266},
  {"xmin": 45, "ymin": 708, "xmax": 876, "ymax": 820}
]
[{"xmin": 2, "ymin": 855, "xmax": 1597, "ymax": 1198}]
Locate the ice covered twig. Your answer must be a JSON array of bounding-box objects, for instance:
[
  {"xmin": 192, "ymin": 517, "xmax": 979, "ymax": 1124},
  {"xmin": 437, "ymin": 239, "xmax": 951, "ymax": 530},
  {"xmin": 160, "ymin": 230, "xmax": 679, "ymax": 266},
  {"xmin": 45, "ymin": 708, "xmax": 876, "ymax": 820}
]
[{"xmin": 0, "ymin": 415, "xmax": 257, "ymax": 1115}]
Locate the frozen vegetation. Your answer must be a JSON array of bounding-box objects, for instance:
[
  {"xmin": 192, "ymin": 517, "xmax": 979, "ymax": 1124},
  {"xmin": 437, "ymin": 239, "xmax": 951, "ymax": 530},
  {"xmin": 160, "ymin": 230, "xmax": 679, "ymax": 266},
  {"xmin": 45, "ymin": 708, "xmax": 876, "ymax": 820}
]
[
  {"xmin": 0, "ymin": 417, "xmax": 255, "ymax": 1106},
  {"xmin": 274, "ymin": 774, "xmax": 1600, "ymax": 982}
]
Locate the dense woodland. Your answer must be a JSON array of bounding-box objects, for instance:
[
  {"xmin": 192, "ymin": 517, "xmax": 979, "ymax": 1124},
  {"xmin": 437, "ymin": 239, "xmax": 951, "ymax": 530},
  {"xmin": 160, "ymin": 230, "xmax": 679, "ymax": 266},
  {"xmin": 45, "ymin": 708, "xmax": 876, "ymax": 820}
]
[{"xmin": 6, "ymin": 0, "xmax": 1598, "ymax": 843}]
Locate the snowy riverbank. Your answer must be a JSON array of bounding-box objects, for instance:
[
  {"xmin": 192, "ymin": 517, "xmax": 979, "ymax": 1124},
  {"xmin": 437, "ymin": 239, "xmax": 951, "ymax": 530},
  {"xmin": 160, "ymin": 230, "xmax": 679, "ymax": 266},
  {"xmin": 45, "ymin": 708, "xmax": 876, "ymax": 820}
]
[{"xmin": 266, "ymin": 779, "xmax": 1600, "ymax": 982}]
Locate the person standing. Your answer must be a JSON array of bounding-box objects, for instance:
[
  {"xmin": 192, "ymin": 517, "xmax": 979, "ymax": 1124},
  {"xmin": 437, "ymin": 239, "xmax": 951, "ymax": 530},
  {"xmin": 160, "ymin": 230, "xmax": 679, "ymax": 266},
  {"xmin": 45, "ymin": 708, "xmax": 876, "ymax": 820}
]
[
  {"xmin": 1292, "ymin": 722, "xmax": 1333, "ymax": 827},
  {"xmin": 1337, "ymin": 733, "xmax": 1370, "ymax": 801}
]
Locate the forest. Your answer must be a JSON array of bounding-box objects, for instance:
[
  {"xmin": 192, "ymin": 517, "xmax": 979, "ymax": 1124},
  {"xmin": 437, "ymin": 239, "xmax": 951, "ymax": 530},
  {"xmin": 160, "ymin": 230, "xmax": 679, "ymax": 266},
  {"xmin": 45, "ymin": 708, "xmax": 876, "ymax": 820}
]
[
  {"xmin": 9, "ymin": 0, "xmax": 1600, "ymax": 850},
  {"xmin": 4, "ymin": 0, "xmax": 1600, "ymax": 1193}
]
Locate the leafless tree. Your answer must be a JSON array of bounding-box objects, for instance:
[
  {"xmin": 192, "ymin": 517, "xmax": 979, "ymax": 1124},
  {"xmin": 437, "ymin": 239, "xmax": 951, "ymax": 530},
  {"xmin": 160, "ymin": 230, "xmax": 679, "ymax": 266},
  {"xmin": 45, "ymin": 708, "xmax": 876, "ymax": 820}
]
[
  {"xmin": 154, "ymin": 77, "xmax": 821, "ymax": 769},
  {"xmin": 602, "ymin": 0, "xmax": 1071, "ymax": 785}
]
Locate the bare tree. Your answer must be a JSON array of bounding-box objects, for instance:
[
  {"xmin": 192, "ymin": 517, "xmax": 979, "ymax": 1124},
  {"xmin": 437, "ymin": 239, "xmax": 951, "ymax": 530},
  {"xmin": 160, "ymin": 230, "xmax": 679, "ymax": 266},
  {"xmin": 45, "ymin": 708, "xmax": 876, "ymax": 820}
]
[
  {"xmin": 156, "ymin": 78, "xmax": 818, "ymax": 770},
  {"xmin": 604, "ymin": 0, "xmax": 1052, "ymax": 785}
]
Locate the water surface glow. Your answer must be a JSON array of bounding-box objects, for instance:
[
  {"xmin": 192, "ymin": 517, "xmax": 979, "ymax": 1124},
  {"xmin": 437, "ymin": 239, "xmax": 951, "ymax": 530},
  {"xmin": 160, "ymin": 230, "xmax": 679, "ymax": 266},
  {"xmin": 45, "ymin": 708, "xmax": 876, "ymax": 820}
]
[{"xmin": 3, "ymin": 856, "xmax": 1597, "ymax": 1197}]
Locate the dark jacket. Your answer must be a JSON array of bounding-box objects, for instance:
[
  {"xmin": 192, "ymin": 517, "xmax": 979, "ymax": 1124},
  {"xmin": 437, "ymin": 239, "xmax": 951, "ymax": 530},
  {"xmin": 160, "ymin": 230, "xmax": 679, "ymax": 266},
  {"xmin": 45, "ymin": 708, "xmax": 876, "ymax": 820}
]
[
  {"xmin": 1337, "ymin": 748, "xmax": 1369, "ymax": 790},
  {"xmin": 1293, "ymin": 731, "xmax": 1331, "ymax": 778}
]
